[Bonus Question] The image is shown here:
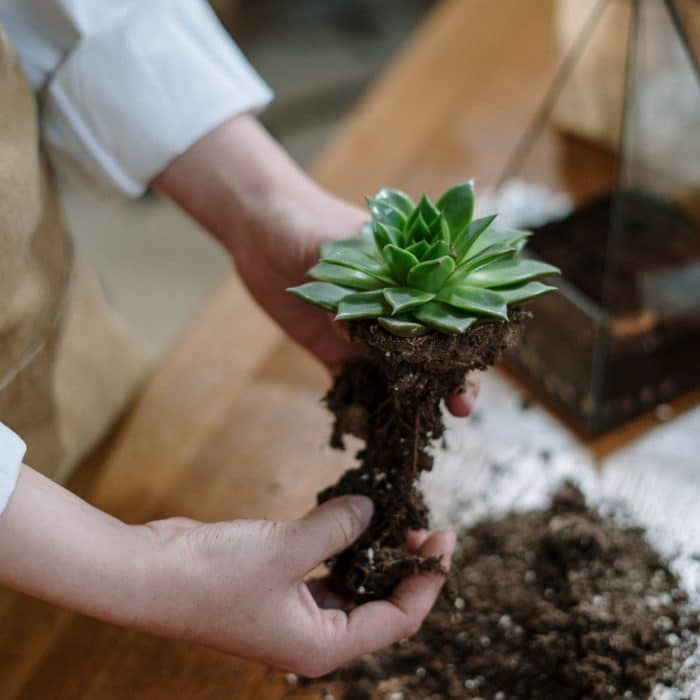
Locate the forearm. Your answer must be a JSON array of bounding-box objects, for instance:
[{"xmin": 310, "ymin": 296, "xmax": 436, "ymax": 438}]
[
  {"xmin": 152, "ymin": 115, "xmax": 321, "ymax": 255},
  {"xmin": 0, "ymin": 466, "xmax": 159, "ymax": 630}
]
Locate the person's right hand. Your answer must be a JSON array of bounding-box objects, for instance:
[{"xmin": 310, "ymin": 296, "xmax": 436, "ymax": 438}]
[
  {"xmin": 153, "ymin": 115, "xmax": 482, "ymax": 419},
  {"xmin": 144, "ymin": 495, "xmax": 454, "ymax": 677}
]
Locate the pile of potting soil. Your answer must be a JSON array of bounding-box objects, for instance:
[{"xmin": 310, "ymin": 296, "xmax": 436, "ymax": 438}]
[{"xmin": 327, "ymin": 483, "xmax": 700, "ymax": 699}]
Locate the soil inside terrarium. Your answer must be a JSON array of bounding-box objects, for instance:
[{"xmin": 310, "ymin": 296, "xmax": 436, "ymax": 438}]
[
  {"xmin": 318, "ymin": 312, "xmax": 529, "ymax": 600},
  {"xmin": 324, "ymin": 483, "xmax": 700, "ymax": 700},
  {"xmin": 528, "ymin": 190, "xmax": 700, "ymax": 315}
]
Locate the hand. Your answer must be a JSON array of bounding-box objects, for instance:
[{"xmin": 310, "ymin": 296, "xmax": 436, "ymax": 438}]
[
  {"xmin": 0, "ymin": 468, "xmax": 452, "ymax": 676},
  {"xmin": 154, "ymin": 116, "xmax": 480, "ymax": 416},
  {"xmin": 145, "ymin": 496, "xmax": 454, "ymax": 676},
  {"xmin": 234, "ymin": 187, "xmax": 481, "ymax": 417}
]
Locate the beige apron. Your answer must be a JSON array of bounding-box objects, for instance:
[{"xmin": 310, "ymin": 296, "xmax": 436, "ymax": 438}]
[{"xmin": 0, "ymin": 27, "xmax": 149, "ymax": 483}]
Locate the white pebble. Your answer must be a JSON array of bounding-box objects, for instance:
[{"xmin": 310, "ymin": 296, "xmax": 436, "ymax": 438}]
[
  {"xmin": 367, "ymin": 547, "xmax": 374, "ymax": 563},
  {"xmin": 284, "ymin": 673, "xmax": 298, "ymax": 685},
  {"xmin": 389, "ymin": 693, "xmax": 404, "ymax": 700},
  {"xmin": 464, "ymin": 679, "xmax": 478, "ymax": 690},
  {"xmin": 498, "ymin": 614, "xmax": 512, "ymax": 627},
  {"xmin": 415, "ymin": 666, "xmax": 426, "ymax": 678},
  {"xmin": 454, "ymin": 597, "xmax": 465, "ymax": 609},
  {"xmin": 524, "ymin": 570, "xmax": 536, "ymax": 584},
  {"xmin": 654, "ymin": 403, "xmax": 674, "ymax": 421},
  {"xmin": 655, "ymin": 615, "xmax": 673, "ymax": 632},
  {"xmin": 357, "ymin": 585, "xmax": 366, "ymax": 594}
]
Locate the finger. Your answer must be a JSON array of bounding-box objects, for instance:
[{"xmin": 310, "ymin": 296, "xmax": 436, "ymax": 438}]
[
  {"xmin": 315, "ymin": 530, "xmax": 455, "ymax": 673},
  {"xmin": 446, "ymin": 371, "xmax": 481, "ymax": 417},
  {"xmin": 446, "ymin": 393, "xmax": 472, "ymax": 417},
  {"xmin": 405, "ymin": 529, "xmax": 430, "ymax": 552},
  {"xmin": 290, "ymin": 495, "xmax": 374, "ymax": 576},
  {"xmin": 328, "ymin": 313, "xmax": 352, "ymax": 343}
]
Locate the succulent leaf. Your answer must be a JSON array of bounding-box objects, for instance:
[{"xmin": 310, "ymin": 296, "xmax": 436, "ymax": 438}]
[
  {"xmin": 449, "ymin": 244, "xmax": 519, "ymax": 285},
  {"xmin": 290, "ymin": 181, "xmax": 560, "ymax": 336},
  {"xmin": 407, "ymin": 212, "xmax": 431, "ymax": 242},
  {"xmin": 423, "ymin": 239, "xmax": 451, "ymax": 261},
  {"xmin": 287, "ymin": 282, "xmax": 350, "ymax": 312},
  {"xmin": 336, "ymin": 290, "xmax": 391, "ymax": 320},
  {"xmin": 374, "ymin": 188, "xmax": 415, "ymax": 217},
  {"xmin": 439, "ymin": 217, "xmax": 452, "ymax": 245},
  {"xmin": 383, "ymin": 287, "xmax": 435, "ymax": 314},
  {"xmin": 320, "ymin": 245, "xmax": 394, "ymax": 283},
  {"xmin": 382, "ymin": 244, "xmax": 418, "ymax": 284},
  {"xmin": 468, "ymin": 226, "xmax": 531, "ymax": 258},
  {"xmin": 436, "ymin": 180, "xmax": 475, "ymax": 240},
  {"xmin": 413, "ymin": 301, "xmax": 477, "ymax": 334},
  {"xmin": 417, "ymin": 194, "xmax": 440, "ymax": 226},
  {"xmin": 320, "ymin": 235, "xmax": 375, "ymax": 259},
  {"xmin": 308, "ymin": 261, "xmax": 386, "ymax": 290},
  {"xmin": 467, "ymin": 258, "xmax": 561, "ymax": 288},
  {"xmin": 497, "ymin": 281, "xmax": 558, "ymax": 304},
  {"xmin": 454, "ymin": 214, "xmax": 498, "ymax": 261},
  {"xmin": 378, "ymin": 315, "xmax": 429, "ymax": 337},
  {"xmin": 366, "ymin": 197, "xmax": 406, "ymax": 230},
  {"xmin": 406, "ymin": 240, "xmax": 431, "ymax": 259},
  {"xmin": 373, "ymin": 220, "xmax": 402, "ymax": 251},
  {"xmin": 436, "ymin": 285, "xmax": 508, "ymax": 319},
  {"xmin": 406, "ymin": 256, "xmax": 455, "ymax": 293}
]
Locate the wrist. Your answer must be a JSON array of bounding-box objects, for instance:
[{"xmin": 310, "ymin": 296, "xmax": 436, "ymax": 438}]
[
  {"xmin": 108, "ymin": 523, "xmax": 175, "ymax": 633},
  {"xmin": 124, "ymin": 521, "xmax": 204, "ymax": 643},
  {"xmin": 153, "ymin": 115, "xmax": 322, "ymax": 257}
]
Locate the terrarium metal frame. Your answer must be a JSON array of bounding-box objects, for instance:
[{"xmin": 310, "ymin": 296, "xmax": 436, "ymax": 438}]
[{"xmin": 500, "ymin": 0, "xmax": 700, "ymax": 435}]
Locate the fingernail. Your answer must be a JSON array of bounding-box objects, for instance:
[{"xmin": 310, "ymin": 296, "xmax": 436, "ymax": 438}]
[
  {"xmin": 455, "ymin": 393, "xmax": 472, "ymax": 415},
  {"xmin": 346, "ymin": 495, "xmax": 374, "ymax": 525}
]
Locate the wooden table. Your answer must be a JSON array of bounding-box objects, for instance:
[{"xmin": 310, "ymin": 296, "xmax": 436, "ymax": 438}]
[{"xmin": 2, "ymin": 1, "xmax": 696, "ymax": 698}]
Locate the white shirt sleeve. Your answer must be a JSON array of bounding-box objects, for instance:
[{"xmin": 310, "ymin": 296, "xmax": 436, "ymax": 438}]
[
  {"xmin": 0, "ymin": 423, "xmax": 25, "ymax": 517},
  {"xmin": 0, "ymin": 0, "xmax": 273, "ymax": 197}
]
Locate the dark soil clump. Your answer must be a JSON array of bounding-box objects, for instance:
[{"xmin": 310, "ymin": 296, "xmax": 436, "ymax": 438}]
[
  {"xmin": 328, "ymin": 483, "xmax": 699, "ymax": 699},
  {"xmin": 318, "ymin": 312, "xmax": 530, "ymax": 600}
]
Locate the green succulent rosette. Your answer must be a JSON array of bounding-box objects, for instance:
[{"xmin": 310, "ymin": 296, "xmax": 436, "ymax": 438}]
[{"xmin": 288, "ymin": 181, "xmax": 560, "ymax": 336}]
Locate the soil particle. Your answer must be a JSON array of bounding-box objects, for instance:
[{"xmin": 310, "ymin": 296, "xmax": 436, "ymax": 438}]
[
  {"xmin": 319, "ymin": 312, "xmax": 530, "ymax": 600},
  {"xmin": 325, "ymin": 483, "xmax": 699, "ymax": 699}
]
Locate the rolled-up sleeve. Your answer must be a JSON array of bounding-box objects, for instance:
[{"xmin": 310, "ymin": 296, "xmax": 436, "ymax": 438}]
[
  {"xmin": 0, "ymin": 423, "xmax": 25, "ymax": 517},
  {"xmin": 0, "ymin": 0, "xmax": 273, "ymax": 196}
]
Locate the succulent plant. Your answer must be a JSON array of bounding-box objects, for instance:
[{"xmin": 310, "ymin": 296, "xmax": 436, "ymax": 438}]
[{"xmin": 288, "ymin": 182, "xmax": 559, "ymax": 336}]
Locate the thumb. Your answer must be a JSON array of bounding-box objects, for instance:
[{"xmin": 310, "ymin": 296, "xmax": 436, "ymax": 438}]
[{"xmin": 290, "ymin": 495, "xmax": 374, "ymax": 576}]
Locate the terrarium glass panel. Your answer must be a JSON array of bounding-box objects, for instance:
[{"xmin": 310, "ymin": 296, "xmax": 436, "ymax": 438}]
[{"xmin": 499, "ymin": 0, "xmax": 700, "ymax": 435}]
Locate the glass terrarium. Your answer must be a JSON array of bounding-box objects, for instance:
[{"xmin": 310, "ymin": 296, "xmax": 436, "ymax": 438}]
[{"xmin": 496, "ymin": 0, "xmax": 700, "ymax": 435}]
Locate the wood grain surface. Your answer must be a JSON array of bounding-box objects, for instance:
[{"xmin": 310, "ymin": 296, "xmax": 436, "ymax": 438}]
[{"xmin": 2, "ymin": 1, "xmax": 694, "ymax": 698}]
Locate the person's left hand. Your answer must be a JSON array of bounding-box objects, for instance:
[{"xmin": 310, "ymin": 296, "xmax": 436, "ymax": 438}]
[{"xmin": 142, "ymin": 495, "xmax": 454, "ymax": 676}]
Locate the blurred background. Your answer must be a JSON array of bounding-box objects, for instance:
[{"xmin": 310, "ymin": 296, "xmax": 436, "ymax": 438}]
[
  {"xmin": 61, "ymin": 0, "xmax": 435, "ymax": 355},
  {"xmin": 57, "ymin": 0, "xmax": 699, "ymax": 435}
]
